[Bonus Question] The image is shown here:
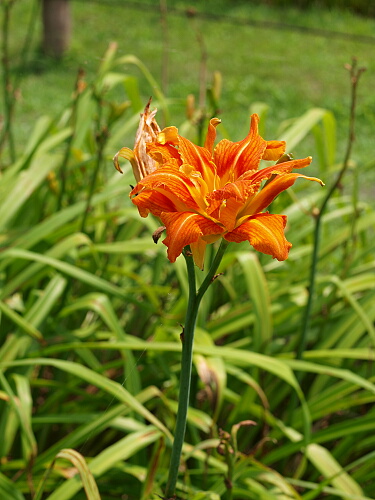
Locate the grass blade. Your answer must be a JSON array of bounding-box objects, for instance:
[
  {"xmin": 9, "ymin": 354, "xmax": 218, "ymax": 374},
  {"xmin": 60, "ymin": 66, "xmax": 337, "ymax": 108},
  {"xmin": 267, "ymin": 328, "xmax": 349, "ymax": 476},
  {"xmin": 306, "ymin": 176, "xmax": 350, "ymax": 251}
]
[{"xmin": 0, "ymin": 358, "xmax": 172, "ymax": 441}]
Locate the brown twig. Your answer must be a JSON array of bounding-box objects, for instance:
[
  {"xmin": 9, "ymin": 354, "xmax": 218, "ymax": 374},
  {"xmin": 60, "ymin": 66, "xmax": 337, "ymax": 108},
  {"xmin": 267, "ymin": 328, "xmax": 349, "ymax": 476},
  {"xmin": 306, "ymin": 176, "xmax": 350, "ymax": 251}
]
[
  {"xmin": 296, "ymin": 58, "xmax": 366, "ymax": 363},
  {"xmin": 340, "ymin": 60, "xmax": 366, "ymax": 277}
]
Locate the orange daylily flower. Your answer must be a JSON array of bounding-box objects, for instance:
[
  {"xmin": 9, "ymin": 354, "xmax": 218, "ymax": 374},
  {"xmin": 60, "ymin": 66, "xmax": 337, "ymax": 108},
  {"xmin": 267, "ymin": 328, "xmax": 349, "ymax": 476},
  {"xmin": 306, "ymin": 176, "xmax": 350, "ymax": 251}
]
[{"xmin": 126, "ymin": 114, "xmax": 323, "ymax": 269}]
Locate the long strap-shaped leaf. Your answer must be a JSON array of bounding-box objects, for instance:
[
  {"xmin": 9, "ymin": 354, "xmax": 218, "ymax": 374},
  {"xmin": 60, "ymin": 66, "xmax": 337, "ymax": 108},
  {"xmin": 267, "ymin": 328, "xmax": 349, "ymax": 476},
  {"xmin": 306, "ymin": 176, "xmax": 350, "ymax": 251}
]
[
  {"xmin": 0, "ymin": 358, "xmax": 171, "ymax": 442},
  {"xmin": 45, "ymin": 429, "xmax": 161, "ymax": 500}
]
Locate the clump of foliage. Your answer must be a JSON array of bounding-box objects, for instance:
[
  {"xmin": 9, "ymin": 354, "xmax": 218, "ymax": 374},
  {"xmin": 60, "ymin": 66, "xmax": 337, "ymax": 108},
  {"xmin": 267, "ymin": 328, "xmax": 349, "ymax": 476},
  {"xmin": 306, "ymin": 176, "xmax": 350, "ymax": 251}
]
[
  {"xmin": 0, "ymin": 23, "xmax": 374, "ymax": 500},
  {"xmin": 211, "ymin": 0, "xmax": 375, "ymax": 17}
]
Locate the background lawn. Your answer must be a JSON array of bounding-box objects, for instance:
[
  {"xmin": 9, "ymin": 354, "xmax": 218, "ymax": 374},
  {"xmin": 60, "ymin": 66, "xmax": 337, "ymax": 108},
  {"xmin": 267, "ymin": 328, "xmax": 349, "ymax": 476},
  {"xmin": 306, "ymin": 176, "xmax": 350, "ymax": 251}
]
[{"xmin": 9, "ymin": 0, "xmax": 375, "ymax": 196}]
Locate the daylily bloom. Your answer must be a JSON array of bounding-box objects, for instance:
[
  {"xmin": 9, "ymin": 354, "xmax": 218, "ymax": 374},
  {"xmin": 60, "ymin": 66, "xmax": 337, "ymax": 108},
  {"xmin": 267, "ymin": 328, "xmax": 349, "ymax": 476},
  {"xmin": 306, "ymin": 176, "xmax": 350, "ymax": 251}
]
[{"xmin": 119, "ymin": 112, "xmax": 323, "ymax": 269}]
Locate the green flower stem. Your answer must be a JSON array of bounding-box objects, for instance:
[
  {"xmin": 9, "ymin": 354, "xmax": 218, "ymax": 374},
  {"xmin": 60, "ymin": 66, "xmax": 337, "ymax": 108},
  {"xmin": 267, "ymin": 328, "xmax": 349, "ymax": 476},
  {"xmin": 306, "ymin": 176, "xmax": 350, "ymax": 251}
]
[
  {"xmin": 196, "ymin": 239, "xmax": 230, "ymax": 304},
  {"xmin": 165, "ymin": 239, "xmax": 229, "ymax": 498}
]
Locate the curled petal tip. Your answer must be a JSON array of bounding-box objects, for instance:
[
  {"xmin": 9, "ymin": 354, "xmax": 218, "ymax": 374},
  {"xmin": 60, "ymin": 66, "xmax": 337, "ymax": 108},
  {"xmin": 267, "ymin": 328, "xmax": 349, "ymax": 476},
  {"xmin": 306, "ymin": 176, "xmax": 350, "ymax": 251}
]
[
  {"xmin": 157, "ymin": 126, "xmax": 179, "ymax": 146},
  {"xmin": 113, "ymin": 147, "xmax": 139, "ymax": 179},
  {"xmin": 304, "ymin": 175, "xmax": 325, "ymax": 186},
  {"xmin": 211, "ymin": 117, "xmax": 222, "ymax": 126},
  {"xmin": 113, "ymin": 151, "xmax": 124, "ymax": 174}
]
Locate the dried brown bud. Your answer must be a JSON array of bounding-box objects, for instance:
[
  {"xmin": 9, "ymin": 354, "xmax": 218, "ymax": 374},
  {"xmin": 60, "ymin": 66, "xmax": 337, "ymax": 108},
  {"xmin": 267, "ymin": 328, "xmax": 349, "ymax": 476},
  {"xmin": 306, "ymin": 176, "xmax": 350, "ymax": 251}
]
[
  {"xmin": 133, "ymin": 98, "xmax": 161, "ymax": 181},
  {"xmin": 152, "ymin": 226, "xmax": 166, "ymax": 244},
  {"xmin": 113, "ymin": 98, "xmax": 161, "ymax": 182}
]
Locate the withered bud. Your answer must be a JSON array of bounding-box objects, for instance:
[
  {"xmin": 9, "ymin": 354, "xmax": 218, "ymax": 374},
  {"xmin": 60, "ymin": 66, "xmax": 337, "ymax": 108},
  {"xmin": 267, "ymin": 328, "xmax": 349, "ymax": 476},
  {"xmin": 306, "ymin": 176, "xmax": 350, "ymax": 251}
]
[
  {"xmin": 113, "ymin": 98, "xmax": 161, "ymax": 182},
  {"xmin": 152, "ymin": 226, "xmax": 166, "ymax": 244},
  {"xmin": 133, "ymin": 98, "xmax": 161, "ymax": 181}
]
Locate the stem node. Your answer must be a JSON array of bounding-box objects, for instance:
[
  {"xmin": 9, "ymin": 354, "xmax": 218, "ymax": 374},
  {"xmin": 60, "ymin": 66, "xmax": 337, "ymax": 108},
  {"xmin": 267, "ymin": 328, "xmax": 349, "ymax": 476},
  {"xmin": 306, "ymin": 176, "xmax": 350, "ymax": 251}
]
[{"xmin": 211, "ymin": 272, "xmax": 224, "ymax": 282}]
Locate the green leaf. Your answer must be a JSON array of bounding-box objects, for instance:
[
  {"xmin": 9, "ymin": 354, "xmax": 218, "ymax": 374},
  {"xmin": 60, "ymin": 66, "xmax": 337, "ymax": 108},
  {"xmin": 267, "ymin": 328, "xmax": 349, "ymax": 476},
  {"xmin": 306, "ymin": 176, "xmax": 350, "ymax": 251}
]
[
  {"xmin": 0, "ymin": 472, "xmax": 25, "ymax": 500},
  {"xmin": 0, "ymin": 180, "xmax": 131, "ymax": 257},
  {"xmin": 192, "ymin": 492, "xmax": 220, "ymax": 500},
  {"xmin": 317, "ymin": 274, "xmax": 375, "ymax": 347},
  {"xmin": 0, "ymin": 234, "xmax": 91, "ymax": 299},
  {"xmin": 277, "ymin": 108, "xmax": 331, "ymax": 151},
  {"xmin": 306, "ymin": 443, "xmax": 363, "ymax": 497},
  {"xmin": 46, "ymin": 428, "xmax": 161, "ymax": 500},
  {"xmin": 0, "ymin": 300, "xmax": 43, "ymax": 341},
  {"xmin": 81, "ymin": 238, "xmax": 161, "ymax": 255},
  {"xmin": 0, "ymin": 248, "xmax": 146, "ymax": 305},
  {"xmin": 0, "ymin": 153, "xmax": 63, "ymax": 231},
  {"xmin": 0, "ymin": 372, "xmax": 37, "ymax": 461},
  {"xmin": 35, "ymin": 449, "xmax": 101, "ymax": 500},
  {"xmin": 60, "ymin": 293, "xmax": 142, "ymax": 394},
  {"xmin": 284, "ymin": 358, "xmax": 375, "ymax": 394},
  {"xmin": 32, "ymin": 339, "xmax": 312, "ymax": 446},
  {"xmin": 113, "ymin": 54, "xmax": 169, "ymax": 126},
  {"xmin": 33, "ymin": 388, "xmax": 161, "ymax": 470},
  {"xmin": 12, "ymin": 374, "xmax": 36, "ymax": 461},
  {"xmin": 236, "ymin": 252, "xmax": 273, "ymax": 350},
  {"xmin": 24, "ymin": 274, "xmax": 67, "ymax": 330},
  {"xmin": 0, "ymin": 358, "xmax": 172, "ymax": 441}
]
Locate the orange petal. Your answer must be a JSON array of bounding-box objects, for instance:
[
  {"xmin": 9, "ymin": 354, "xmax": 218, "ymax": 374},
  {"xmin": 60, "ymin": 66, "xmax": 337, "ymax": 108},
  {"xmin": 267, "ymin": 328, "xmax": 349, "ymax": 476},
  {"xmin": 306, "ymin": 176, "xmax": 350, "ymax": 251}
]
[
  {"xmin": 131, "ymin": 189, "xmax": 177, "ymax": 217},
  {"xmin": 157, "ymin": 126, "xmax": 179, "ymax": 145},
  {"xmin": 208, "ymin": 179, "xmax": 258, "ymax": 203},
  {"xmin": 240, "ymin": 156, "xmax": 313, "ymax": 183},
  {"xmin": 224, "ymin": 213, "xmax": 292, "ymax": 261},
  {"xmin": 146, "ymin": 142, "xmax": 181, "ymax": 166},
  {"xmin": 214, "ymin": 114, "xmax": 267, "ymax": 180},
  {"xmin": 239, "ymin": 172, "xmax": 323, "ymax": 217},
  {"xmin": 131, "ymin": 165, "xmax": 202, "ymax": 211},
  {"xmin": 160, "ymin": 212, "xmax": 224, "ymax": 265},
  {"xmin": 209, "ymin": 197, "xmax": 244, "ymax": 233},
  {"xmin": 204, "ymin": 118, "xmax": 221, "ymax": 153},
  {"xmin": 177, "ymin": 135, "xmax": 216, "ymax": 185},
  {"xmin": 190, "ymin": 239, "xmax": 208, "ymax": 270},
  {"xmin": 156, "ymin": 126, "xmax": 216, "ymax": 187},
  {"xmin": 263, "ymin": 140, "xmax": 286, "ymax": 161}
]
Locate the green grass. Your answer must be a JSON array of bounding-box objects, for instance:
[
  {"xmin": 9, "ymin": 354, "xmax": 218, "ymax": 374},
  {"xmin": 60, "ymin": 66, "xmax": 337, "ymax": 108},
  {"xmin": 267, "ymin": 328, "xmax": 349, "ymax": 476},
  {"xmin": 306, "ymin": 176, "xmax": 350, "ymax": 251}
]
[{"xmin": 8, "ymin": 0, "xmax": 375, "ymax": 183}]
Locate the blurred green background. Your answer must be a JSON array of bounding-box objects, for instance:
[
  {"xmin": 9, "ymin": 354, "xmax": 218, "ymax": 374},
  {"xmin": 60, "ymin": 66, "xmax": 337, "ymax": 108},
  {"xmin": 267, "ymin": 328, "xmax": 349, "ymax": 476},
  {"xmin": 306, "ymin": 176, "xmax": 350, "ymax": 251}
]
[
  {"xmin": 9, "ymin": 0, "xmax": 375, "ymax": 186},
  {"xmin": 1, "ymin": 2, "xmax": 374, "ymax": 499}
]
